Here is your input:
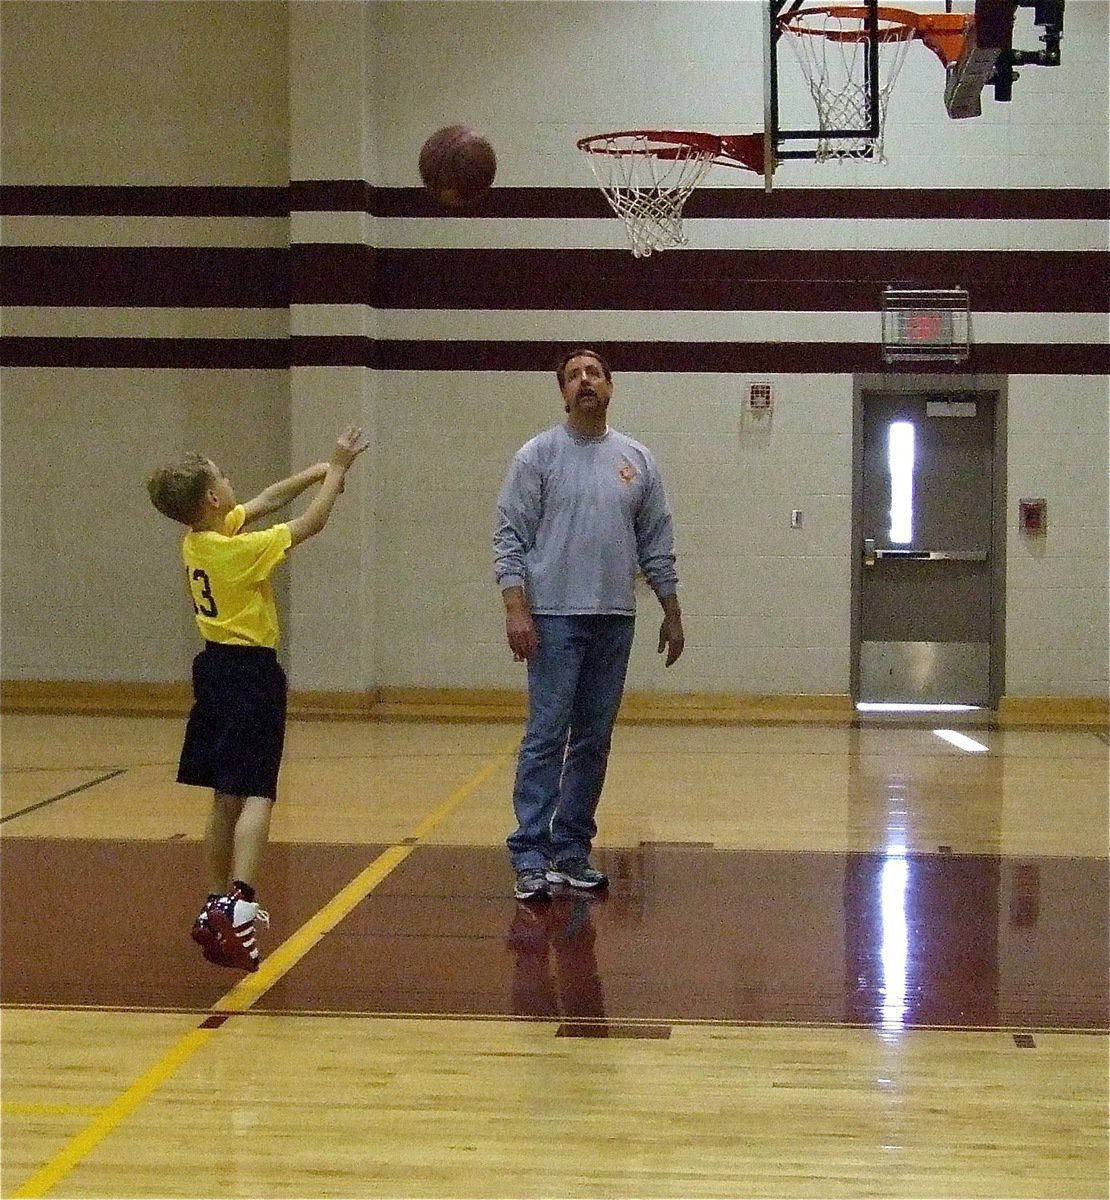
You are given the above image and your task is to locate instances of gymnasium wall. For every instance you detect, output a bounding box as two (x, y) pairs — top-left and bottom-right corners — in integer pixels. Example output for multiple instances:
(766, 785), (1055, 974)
(0, 1), (293, 687)
(1, 0), (1106, 703)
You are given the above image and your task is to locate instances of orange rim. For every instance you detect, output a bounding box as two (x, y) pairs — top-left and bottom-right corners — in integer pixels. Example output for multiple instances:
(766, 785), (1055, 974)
(779, 4), (926, 42)
(779, 5), (972, 65)
(577, 130), (764, 174)
(577, 131), (724, 158)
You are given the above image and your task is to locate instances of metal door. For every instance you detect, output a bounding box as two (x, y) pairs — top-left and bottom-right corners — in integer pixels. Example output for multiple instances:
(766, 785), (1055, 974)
(856, 391), (998, 705)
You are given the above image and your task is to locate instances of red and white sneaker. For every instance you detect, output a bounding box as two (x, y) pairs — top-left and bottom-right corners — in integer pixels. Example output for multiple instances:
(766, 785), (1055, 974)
(190, 904), (223, 965)
(203, 890), (270, 972)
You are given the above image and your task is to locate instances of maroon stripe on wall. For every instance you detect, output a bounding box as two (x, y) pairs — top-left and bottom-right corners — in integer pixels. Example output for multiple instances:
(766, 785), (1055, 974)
(7, 244), (1094, 313)
(372, 186), (1110, 222)
(0, 338), (289, 368)
(369, 339), (1110, 375)
(367, 248), (1106, 313)
(291, 336), (366, 367)
(289, 180), (371, 212)
(374, 187), (612, 220)
(2, 247), (288, 307)
(0, 185), (288, 217)
(4, 336), (1105, 374)
(4, 243), (1104, 314)
(3, 183), (1107, 221)
(684, 187), (1110, 221)
(290, 243), (374, 304)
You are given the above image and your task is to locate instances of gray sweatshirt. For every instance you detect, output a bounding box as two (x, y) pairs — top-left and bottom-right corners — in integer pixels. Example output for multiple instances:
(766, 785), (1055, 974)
(494, 422), (678, 616)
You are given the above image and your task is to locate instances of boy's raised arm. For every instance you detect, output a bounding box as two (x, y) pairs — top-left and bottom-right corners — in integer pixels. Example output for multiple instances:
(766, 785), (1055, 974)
(286, 426), (370, 548)
(241, 462), (329, 525)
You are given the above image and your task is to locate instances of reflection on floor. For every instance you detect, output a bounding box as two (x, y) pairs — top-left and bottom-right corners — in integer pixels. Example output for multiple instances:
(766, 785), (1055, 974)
(3, 839), (1105, 1031)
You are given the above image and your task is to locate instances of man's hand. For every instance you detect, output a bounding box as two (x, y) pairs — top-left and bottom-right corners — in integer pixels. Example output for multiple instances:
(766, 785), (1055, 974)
(658, 604), (684, 667)
(502, 586), (538, 662)
(506, 610), (538, 662)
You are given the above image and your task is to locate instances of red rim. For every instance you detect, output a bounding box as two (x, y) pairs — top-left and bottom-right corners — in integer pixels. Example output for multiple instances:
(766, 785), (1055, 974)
(577, 130), (764, 174)
(779, 4), (926, 41)
(577, 130), (724, 156)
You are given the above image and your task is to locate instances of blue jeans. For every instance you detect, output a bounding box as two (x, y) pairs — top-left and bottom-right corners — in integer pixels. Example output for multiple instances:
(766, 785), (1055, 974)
(508, 614), (636, 871)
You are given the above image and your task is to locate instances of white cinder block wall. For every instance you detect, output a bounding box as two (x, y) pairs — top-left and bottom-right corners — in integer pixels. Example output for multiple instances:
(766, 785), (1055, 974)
(1006, 378), (1110, 696)
(368, 1), (1108, 699)
(0, 0), (1106, 703)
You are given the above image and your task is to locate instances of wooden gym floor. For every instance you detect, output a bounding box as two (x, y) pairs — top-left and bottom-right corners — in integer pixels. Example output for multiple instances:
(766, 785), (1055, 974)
(1, 711), (1107, 1199)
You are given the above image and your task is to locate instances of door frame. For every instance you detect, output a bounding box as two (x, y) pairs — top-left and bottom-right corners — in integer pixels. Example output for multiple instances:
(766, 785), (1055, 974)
(851, 373), (1009, 708)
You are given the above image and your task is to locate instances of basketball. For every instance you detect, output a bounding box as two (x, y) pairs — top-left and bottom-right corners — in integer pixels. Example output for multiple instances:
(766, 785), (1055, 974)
(419, 125), (496, 209)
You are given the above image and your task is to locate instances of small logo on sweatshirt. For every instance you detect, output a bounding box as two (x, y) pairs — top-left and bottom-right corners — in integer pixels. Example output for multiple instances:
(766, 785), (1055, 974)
(618, 461), (637, 483)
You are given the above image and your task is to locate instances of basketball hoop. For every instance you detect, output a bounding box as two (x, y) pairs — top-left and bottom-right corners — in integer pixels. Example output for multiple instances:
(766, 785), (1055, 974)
(778, 5), (972, 163)
(577, 130), (764, 257)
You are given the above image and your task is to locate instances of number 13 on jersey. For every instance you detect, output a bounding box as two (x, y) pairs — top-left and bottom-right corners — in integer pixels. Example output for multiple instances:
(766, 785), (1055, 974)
(189, 567), (218, 618)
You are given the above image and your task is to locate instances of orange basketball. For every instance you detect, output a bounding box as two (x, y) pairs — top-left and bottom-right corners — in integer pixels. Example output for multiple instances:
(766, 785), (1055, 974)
(419, 125), (497, 209)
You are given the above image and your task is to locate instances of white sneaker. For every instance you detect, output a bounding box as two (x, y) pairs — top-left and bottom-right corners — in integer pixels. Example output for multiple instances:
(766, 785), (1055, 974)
(205, 890), (270, 972)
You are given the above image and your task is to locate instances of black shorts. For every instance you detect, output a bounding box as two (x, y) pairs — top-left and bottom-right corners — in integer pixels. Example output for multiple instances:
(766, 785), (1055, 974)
(177, 642), (287, 801)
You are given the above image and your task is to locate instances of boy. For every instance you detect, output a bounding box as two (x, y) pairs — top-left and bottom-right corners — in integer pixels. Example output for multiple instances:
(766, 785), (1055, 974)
(147, 426), (370, 971)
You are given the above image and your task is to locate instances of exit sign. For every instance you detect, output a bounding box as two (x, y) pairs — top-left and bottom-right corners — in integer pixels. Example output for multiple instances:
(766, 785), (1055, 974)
(882, 287), (970, 363)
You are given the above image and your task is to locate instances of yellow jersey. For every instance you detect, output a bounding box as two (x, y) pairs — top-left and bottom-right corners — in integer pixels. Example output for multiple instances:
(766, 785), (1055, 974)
(181, 505), (292, 648)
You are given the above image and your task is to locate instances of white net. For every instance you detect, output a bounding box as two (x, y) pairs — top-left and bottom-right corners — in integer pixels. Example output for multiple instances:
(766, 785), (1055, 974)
(580, 133), (719, 258)
(780, 7), (918, 162)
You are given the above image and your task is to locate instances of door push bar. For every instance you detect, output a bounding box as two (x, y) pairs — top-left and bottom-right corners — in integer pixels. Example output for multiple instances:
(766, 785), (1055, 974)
(863, 538), (988, 567)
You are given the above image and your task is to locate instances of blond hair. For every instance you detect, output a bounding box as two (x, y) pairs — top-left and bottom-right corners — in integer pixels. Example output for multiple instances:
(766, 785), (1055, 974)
(147, 453), (214, 525)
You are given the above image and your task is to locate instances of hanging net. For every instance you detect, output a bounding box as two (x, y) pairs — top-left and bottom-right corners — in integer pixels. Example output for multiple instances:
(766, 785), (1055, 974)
(778, 5), (922, 162)
(578, 132), (719, 257)
(577, 130), (764, 257)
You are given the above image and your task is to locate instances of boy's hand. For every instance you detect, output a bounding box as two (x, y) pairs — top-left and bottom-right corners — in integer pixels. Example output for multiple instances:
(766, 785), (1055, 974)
(332, 426), (371, 470)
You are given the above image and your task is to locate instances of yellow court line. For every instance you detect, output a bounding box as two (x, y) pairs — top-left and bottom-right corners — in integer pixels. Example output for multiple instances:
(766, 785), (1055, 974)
(12, 1027), (220, 1200)
(12, 742), (515, 1199)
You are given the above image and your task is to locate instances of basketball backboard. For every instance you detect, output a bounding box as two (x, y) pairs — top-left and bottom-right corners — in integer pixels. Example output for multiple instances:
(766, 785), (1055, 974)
(764, 0), (887, 178)
(763, 0), (1067, 181)
(576, 0), (1067, 250)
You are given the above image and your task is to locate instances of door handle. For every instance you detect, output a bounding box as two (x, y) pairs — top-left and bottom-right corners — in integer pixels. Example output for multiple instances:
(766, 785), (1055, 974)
(866, 548), (988, 562)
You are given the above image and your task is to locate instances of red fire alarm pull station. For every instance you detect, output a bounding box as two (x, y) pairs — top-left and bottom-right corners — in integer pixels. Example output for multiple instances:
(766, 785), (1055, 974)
(1019, 498), (1047, 534)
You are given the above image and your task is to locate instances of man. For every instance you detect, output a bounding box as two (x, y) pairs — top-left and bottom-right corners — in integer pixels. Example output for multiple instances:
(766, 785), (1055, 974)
(494, 349), (684, 902)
